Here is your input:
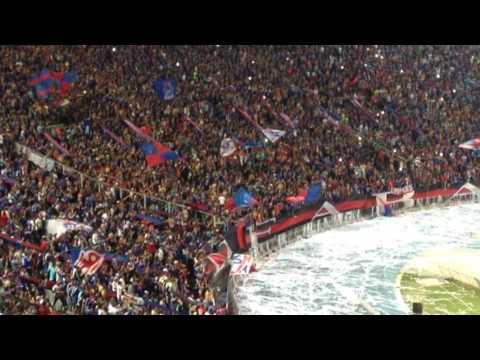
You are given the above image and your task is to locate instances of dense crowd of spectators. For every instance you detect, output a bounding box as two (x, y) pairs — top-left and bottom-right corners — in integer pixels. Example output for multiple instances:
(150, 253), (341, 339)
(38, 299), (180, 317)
(1, 45), (480, 314)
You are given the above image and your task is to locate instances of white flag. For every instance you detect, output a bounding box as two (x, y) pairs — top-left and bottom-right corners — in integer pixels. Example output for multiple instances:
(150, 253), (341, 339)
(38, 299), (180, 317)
(220, 138), (237, 157)
(230, 254), (255, 275)
(261, 128), (286, 143)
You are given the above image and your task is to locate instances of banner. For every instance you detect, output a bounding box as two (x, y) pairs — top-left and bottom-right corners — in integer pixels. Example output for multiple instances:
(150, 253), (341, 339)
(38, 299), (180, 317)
(46, 219), (93, 238)
(27, 150), (55, 171)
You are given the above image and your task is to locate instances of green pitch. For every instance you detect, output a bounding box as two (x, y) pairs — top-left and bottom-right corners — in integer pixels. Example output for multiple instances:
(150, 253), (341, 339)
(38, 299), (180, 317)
(400, 273), (480, 315)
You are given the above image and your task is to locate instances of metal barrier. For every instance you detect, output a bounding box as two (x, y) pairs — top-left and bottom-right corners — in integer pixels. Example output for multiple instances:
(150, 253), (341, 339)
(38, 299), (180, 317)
(250, 189), (480, 267)
(15, 142), (222, 224)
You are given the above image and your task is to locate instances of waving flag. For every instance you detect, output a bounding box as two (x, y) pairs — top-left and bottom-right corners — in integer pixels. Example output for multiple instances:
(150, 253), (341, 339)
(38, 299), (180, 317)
(30, 69), (77, 100)
(220, 138), (237, 157)
(204, 253), (227, 276)
(459, 138), (480, 150)
(239, 108), (286, 143)
(305, 184), (323, 205)
(261, 128), (286, 143)
(225, 187), (258, 210)
(155, 79), (177, 100)
(230, 254), (255, 275)
(46, 219), (93, 238)
(238, 108), (261, 130)
(140, 142), (178, 168)
(279, 113), (295, 128)
(43, 133), (71, 156)
(71, 249), (104, 276)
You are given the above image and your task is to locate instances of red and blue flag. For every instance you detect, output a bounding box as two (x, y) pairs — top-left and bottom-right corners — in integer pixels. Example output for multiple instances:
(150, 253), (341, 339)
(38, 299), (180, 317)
(140, 142), (178, 168)
(30, 69), (77, 100)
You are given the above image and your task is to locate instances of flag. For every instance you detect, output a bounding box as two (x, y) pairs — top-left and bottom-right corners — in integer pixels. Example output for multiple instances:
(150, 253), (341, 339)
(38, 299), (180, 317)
(30, 69), (77, 100)
(43, 132), (71, 156)
(140, 142), (178, 168)
(459, 138), (480, 150)
(155, 79), (177, 100)
(124, 120), (155, 142)
(137, 215), (165, 227)
(286, 190), (308, 204)
(182, 115), (203, 134)
(279, 113), (295, 128)
(102, 127), (126, 146)
(204, 253), (227, 276)
(238, 108), (261, 130)
(318, 106), (340, 127)
(225, 187), (258, 210)
(261, 128), (286, 143)
(71, 249), (105, 276)
(46, 219), (93, 238)
(220, 138), (237, 157)
(305, 184), (323, 205)
(230, 254), (255, 275)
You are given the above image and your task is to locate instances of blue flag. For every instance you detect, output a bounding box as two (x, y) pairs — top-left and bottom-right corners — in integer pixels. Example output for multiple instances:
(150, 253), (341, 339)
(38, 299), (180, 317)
(155, 79), (177, 100)
(234, 187), (257, 208)
(305, 184), (322, 205)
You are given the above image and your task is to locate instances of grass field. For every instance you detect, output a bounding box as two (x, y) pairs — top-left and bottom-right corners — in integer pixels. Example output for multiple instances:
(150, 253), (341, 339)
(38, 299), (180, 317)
(400, 273), (480, 315)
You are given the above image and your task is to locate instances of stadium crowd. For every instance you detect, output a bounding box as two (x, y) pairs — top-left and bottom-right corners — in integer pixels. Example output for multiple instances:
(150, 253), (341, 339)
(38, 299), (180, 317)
(1, 45), (480, 314)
